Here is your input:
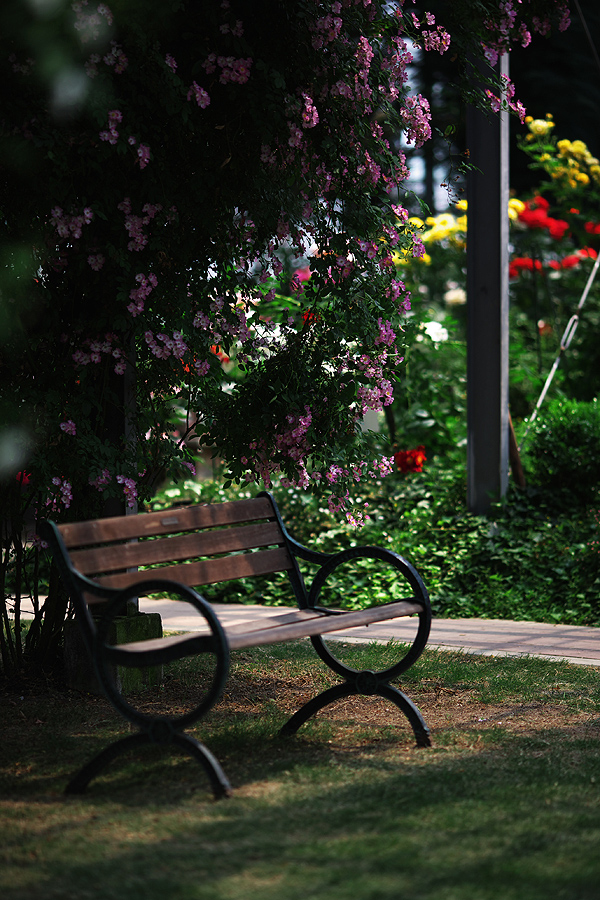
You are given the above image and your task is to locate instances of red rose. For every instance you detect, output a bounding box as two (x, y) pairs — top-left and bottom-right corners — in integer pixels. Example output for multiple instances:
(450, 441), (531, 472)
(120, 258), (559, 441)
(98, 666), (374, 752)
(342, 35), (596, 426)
(509, 257), (542, 278)
(394, 446), (427, 474)
(547, 217), (569, 239)
(518, 207), (549, 229)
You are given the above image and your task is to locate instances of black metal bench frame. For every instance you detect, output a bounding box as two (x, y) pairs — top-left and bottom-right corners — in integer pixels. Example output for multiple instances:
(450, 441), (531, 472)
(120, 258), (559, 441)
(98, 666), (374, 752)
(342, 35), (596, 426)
(40, 491), (432, 798)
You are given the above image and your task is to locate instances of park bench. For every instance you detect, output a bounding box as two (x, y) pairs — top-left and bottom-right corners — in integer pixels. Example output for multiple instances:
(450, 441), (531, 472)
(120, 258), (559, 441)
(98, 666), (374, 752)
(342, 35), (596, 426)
(40, 491), (432, 798)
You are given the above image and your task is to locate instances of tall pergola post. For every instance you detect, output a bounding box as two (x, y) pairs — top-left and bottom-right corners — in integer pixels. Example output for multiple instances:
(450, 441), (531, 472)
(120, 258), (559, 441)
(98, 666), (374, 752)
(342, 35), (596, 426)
(466, 54), (510, 514)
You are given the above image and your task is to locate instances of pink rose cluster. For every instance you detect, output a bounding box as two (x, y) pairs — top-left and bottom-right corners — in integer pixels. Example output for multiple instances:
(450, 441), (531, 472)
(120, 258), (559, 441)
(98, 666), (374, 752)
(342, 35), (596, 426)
(30, 0), (574, 520)
(72, 333), (126, 375)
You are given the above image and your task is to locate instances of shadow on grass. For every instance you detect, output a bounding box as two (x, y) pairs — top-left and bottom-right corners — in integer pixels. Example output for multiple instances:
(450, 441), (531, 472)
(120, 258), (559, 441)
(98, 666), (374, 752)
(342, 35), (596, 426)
(2, 646), (600, 899)
(2, 725), (600, 900)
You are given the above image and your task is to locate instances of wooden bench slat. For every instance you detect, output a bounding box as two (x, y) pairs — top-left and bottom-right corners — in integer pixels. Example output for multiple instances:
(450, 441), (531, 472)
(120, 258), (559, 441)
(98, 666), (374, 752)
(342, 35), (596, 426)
(96, 546), (294, 591)
(219, 599), (419, 637)
(112, 631), (205, 654)
(69, 521), (286, 576)
(104, 632), (216, 666)
(223, 608), (322, 635)
(111, 601), (423, 656)
(111, 612), (321, 655)
(59, 497), (276, 547)
(227, 600), (424, 650)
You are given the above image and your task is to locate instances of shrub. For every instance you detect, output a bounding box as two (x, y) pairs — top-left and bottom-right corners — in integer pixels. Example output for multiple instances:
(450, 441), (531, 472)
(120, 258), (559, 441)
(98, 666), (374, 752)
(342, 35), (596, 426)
(525, 398), (600, 504)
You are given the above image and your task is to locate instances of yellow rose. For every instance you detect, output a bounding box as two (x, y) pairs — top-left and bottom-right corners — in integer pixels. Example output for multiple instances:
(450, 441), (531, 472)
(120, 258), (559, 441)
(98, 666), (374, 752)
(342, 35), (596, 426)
(528, 118), (554, 136)
(508, 198), (525, 220)
(392, 249), (409, 266)
(422, 214), (462, 244)
(436, 214), (458, 229)
(570, 140), (588, 158)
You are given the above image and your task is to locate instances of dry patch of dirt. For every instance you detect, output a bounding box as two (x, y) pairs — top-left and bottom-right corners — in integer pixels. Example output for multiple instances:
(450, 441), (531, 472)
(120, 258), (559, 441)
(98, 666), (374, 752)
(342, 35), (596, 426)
(2, 667), (599, 756)
(208, 671), (600, 743)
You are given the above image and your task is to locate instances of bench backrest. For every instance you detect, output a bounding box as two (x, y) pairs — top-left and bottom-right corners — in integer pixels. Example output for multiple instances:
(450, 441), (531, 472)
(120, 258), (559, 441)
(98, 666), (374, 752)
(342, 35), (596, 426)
(53, 495), (303, 607)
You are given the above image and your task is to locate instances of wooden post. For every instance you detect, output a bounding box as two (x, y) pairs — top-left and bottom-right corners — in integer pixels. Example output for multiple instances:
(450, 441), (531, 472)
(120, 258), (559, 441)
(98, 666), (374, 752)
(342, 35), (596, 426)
(466, 54), (510, 514)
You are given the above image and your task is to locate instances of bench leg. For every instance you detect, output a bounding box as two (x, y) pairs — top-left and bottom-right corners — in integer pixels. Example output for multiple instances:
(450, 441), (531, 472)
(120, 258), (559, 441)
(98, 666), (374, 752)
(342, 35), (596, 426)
(280, 679), (431, 748)
(66, 732), (151, 795)
(376, 683), (431, 747)
(280, 683), (351, 737)
(66, 731), (232, 799)
(171, 733), (232, 798)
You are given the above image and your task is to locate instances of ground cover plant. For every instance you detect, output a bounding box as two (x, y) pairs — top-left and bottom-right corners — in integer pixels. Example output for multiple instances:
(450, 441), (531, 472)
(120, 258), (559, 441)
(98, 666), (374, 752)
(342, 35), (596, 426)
(1, 642), (600, 900)
(150, 446), (600, 628)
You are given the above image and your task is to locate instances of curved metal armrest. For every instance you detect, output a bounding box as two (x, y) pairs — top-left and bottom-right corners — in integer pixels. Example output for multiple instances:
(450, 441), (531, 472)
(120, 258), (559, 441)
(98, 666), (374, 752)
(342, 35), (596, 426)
(304, 544), (431, 679)
(92, 578), (230, 731)
(306, 545), (431, 614)
(94, 578), (227, 661)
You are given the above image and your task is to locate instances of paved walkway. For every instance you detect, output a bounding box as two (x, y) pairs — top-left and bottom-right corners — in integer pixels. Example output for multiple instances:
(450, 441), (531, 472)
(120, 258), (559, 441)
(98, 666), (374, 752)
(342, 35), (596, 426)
(140, 599), (600, 668)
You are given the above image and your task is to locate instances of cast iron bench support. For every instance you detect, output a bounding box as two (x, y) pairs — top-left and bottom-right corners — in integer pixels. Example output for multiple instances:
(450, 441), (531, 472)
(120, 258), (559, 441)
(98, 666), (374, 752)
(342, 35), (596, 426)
(40, 491), (432, 798)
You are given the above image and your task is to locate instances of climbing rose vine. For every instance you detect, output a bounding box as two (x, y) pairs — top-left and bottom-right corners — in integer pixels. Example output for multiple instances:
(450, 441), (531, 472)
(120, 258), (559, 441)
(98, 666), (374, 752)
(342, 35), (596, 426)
(1, 0), (571, 524)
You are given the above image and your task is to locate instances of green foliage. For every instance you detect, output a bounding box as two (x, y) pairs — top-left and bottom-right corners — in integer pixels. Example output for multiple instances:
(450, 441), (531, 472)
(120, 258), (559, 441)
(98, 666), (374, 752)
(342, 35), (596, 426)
(525, 398), (600, 505)
(393, 309), (467, 457)
(151, 455), (600, 627)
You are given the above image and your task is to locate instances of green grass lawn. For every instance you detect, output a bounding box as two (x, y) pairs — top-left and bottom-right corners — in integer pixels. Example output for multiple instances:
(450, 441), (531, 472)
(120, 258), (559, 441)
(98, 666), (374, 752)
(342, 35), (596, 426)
(2, 642), (600, 900)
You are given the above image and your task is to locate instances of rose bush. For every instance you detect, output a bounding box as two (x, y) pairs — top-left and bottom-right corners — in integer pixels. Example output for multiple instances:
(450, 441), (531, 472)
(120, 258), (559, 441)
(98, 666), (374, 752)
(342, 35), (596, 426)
(0, 0), (571, 672)
(384, 111), (600, 456)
